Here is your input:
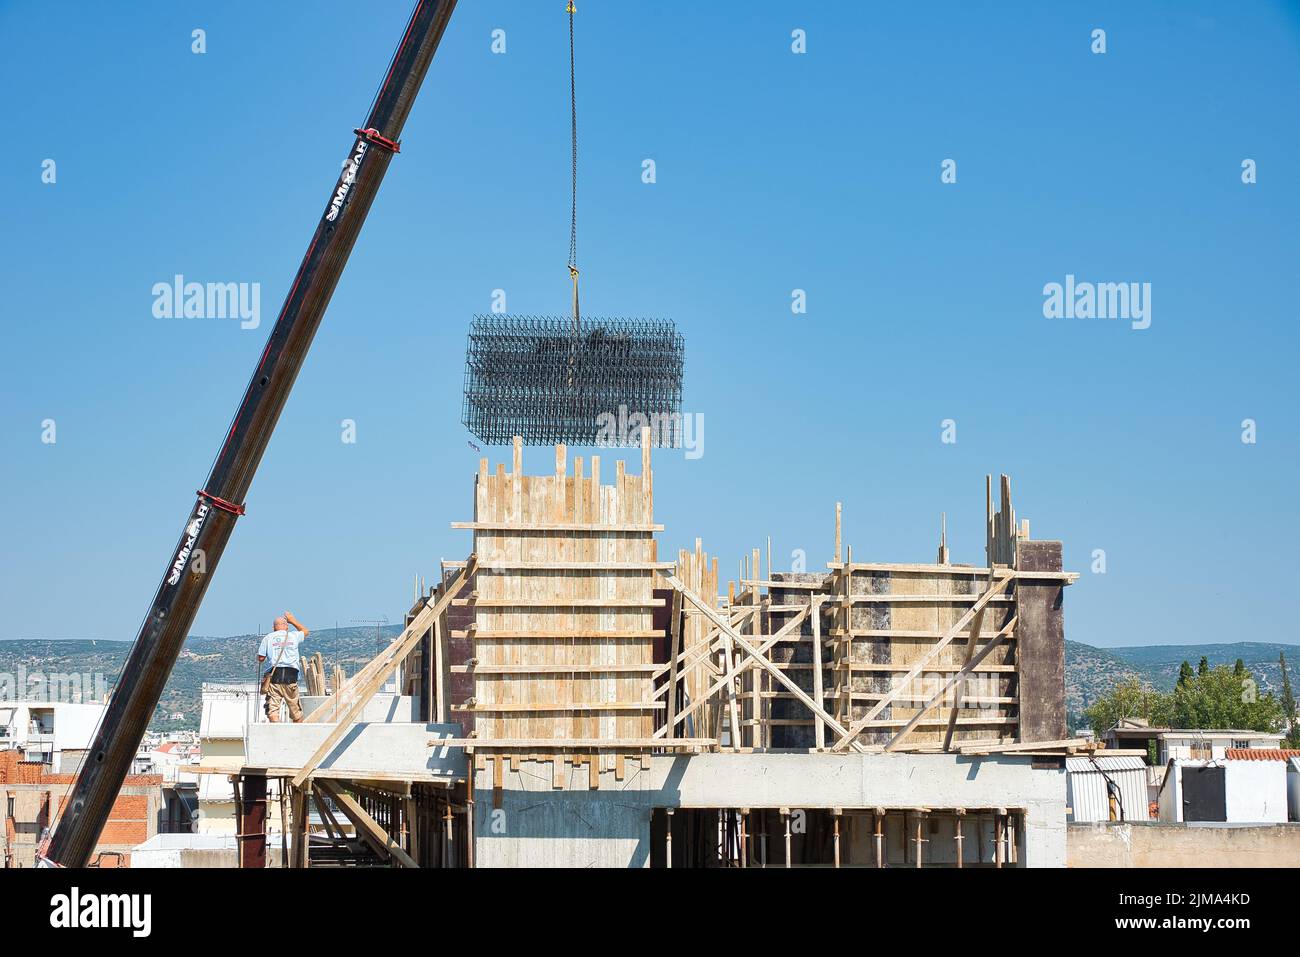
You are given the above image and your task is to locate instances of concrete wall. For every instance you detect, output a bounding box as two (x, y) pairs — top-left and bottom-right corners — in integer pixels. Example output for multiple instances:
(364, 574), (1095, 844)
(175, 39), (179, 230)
(474, 752), (1066, 868)
(1158, 760), (1289, 822)
(1226, 761), (1288, 823)
(1068, 822), (1300, 867)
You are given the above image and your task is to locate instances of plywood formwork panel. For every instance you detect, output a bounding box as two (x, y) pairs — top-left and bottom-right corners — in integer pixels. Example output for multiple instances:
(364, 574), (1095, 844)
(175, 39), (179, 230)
(466, 433), (659, 756)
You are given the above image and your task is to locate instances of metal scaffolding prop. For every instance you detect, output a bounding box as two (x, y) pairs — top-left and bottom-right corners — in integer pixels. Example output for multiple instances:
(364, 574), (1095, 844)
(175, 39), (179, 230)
(461, 314), (685, 447)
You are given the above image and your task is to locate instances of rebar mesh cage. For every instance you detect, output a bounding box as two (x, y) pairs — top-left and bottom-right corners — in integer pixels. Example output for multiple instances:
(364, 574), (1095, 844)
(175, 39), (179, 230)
(462, 314), (685, 447)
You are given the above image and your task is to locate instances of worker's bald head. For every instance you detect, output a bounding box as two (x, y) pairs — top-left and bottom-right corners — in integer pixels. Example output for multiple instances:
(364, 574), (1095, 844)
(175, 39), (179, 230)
(273, 616), (289, 632)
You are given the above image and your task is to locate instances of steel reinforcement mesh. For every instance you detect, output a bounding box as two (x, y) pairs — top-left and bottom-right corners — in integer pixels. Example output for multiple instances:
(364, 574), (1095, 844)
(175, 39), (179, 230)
(462, 315), (685, 446)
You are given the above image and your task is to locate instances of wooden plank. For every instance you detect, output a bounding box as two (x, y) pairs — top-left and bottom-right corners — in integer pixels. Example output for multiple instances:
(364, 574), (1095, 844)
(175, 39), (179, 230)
(476, 561), (676, 570)
(450, 521), (663, 532)
(291, 559), (474, 788)
(457, 663), (661, 674)
(829, 572), (1015, 751)
(317, 780), (417, 868)
(826, 562), (1076, 582)
(452, 598), (665, 608)
(666, 575), (866, 753)
(453, 701), (664, 712)
(890, 618), (1013, 752)
(433, 737), (714, 749)
(664, 585), (683, 740)
(943, 607), (988, 752)
(656, 605), (810, 735)
(811, 596), (825, 750)
(457, 630), (664, 639)
(957, 737), (1089, 754)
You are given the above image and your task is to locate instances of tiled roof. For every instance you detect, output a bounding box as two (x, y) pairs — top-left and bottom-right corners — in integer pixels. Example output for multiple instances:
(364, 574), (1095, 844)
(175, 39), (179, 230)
(1225, 748), (1300, 762)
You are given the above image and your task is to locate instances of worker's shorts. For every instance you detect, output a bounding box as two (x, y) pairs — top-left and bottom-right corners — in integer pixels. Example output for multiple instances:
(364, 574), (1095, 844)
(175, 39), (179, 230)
(265, 681), (303, 722)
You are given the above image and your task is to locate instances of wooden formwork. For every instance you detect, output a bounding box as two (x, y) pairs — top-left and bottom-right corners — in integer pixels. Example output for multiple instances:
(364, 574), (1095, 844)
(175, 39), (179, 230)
(439, 440), (1075, 756)
(455, 428), (676, 759)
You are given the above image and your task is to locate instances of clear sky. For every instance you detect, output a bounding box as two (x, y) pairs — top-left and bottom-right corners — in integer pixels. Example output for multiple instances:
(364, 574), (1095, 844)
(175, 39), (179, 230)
(1, 1), (1297, 647)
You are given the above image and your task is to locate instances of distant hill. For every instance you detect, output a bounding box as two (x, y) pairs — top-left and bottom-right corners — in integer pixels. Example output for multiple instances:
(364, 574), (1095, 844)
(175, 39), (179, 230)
(1, 631), (1295, 735)
(1064, 640), (1297, 732)
(0, 625), (402, 733)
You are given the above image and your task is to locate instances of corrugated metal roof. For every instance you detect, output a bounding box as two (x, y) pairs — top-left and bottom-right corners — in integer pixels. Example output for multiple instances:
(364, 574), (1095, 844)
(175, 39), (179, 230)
(1066, 761), (1149, 822)
(1225, 748), (1300, 762)
(1066, 755), (1148, 772)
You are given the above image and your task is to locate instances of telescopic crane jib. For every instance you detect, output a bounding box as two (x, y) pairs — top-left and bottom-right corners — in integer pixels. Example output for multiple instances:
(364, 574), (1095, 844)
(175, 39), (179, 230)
(42, 0), (458, 868)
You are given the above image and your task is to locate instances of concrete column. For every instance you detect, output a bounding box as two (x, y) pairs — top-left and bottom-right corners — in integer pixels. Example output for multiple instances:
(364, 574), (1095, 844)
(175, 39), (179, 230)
(1016, 541), (1066, 741)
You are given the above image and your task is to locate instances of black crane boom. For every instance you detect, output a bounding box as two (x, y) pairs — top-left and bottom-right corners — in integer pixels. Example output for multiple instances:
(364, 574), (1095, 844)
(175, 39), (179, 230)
(45, 0), (457, 868)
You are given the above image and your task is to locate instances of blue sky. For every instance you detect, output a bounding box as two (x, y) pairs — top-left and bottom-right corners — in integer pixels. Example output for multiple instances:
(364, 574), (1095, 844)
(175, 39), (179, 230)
(1, 1), (1297, 647)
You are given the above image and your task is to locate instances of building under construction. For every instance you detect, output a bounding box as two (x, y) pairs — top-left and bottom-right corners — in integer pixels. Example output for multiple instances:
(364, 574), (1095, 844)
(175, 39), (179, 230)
(215, 429), (1081, 868)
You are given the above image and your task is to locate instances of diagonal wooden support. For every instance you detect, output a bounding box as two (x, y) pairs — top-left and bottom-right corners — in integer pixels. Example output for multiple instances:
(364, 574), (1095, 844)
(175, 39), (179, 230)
(316, 779), (417, 868)
(292, 557), (475, 788)
(830, 571), (1015, 751)
(654, 604), (810, 738)
(663, 587), (684, 738)
(666, 575), (866, 753)
(944, 607), (988, 752)
(887, 615), (1016, 751)
(651, 603), (760, 699)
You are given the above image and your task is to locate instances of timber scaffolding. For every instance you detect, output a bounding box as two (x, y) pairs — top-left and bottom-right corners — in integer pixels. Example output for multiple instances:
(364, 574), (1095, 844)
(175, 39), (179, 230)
(229, 427), (1083, 867)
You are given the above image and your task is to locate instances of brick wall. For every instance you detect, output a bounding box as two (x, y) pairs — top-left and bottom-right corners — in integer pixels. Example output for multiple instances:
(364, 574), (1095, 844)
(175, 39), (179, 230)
(1, 749), (161, 867)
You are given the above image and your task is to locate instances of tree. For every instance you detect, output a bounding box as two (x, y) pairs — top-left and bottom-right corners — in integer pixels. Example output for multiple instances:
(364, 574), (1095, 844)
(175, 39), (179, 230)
(1280, 652), (1300, 749)
(1168, 662), (1284, 733)
(1086, 660), (1286, 751)
(1083, 678), (1171, 736)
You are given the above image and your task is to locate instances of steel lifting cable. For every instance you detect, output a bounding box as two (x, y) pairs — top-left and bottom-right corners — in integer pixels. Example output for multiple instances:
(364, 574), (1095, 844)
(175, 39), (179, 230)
(566, 2), (581, 385)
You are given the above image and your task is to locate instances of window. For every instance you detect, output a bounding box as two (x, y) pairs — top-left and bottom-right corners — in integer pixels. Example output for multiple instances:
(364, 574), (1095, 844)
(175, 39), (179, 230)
(1232, 739), (1251, 750)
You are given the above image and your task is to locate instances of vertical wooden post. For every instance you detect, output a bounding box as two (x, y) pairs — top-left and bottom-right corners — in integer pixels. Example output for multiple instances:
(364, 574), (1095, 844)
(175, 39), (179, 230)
(811, 597), (825, 750)
(842, 548), (853, 737)
(665, 588), (683, 739)
(739, 808), (749, 869)
(665, 808), (673, 868)
(834, 502), (842, 564)
(465, 774), (475, 869)
(954, 809), (965, 869)
(874, 808), (884, 868)
(444, 800), (454, 868)
(995, 810), (1004, 869)
(781, 807), (791, 868)
(720, 628), (742, 751)
(914, 811), (925, 868)
(278, 779), (289, 868)
(831, 808), (841, 869)
(749, 549), (761, 749)
(405, 796), (418, 863)
(432, 619), (447, 723)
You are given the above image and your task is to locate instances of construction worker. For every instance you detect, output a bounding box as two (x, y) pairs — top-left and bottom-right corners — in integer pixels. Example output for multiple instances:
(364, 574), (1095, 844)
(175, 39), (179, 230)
(257, 611), (310, 723)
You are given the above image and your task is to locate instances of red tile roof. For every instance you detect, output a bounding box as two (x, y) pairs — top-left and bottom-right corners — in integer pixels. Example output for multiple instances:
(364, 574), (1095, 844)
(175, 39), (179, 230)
(1225, 748), (1300, 762)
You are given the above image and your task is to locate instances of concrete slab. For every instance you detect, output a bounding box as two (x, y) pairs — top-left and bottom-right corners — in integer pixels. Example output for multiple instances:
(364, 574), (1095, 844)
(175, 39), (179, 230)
(246, 721), (466, 781)
(474, 751), (1066, 868)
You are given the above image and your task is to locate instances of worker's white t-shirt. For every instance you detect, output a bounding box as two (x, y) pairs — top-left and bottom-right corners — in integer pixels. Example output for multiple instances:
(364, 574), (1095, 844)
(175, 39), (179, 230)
(258, 629), (305, 674)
